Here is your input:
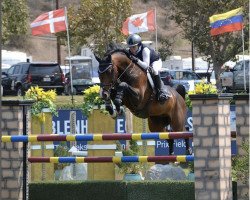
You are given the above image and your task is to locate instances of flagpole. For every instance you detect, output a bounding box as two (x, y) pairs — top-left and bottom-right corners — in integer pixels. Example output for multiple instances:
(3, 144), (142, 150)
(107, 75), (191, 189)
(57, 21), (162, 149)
(154, 7), (158, 51)
(64, 7), (74, 104)
(241, 28), (246, 92)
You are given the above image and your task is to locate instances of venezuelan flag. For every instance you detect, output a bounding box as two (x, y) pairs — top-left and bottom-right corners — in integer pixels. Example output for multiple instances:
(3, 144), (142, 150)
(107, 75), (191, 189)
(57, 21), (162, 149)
(209, 7), (243, 36)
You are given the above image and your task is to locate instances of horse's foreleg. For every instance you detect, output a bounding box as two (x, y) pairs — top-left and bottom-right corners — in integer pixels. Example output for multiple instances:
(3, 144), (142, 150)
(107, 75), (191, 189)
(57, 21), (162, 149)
(105, 100), (116, 119)
(171, 108), (191, 155)
(114, 82), (138, 111)
(113, 82), (128, 114)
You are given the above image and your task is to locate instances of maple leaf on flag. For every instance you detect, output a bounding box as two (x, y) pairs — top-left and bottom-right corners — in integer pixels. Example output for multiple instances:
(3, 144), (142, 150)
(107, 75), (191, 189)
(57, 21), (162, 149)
(131, 17), (143, 27)
(121, 10), (155, 35)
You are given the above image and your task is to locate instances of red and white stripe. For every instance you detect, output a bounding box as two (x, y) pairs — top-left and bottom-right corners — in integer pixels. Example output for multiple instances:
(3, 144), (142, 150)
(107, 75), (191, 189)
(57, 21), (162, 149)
(30, 8), (66, 36)
(122, 10), (156, 35)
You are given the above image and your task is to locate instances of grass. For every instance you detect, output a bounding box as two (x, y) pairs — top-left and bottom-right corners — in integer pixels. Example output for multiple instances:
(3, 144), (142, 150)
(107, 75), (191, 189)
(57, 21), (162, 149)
(2, 95), (84, 108)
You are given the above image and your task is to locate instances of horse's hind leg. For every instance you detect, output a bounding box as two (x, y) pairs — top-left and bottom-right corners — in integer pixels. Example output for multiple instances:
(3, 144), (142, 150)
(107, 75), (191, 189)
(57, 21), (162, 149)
(148, 117), (174, 155)
(148, 116), (168, 132)
(170, 108), (191, 155)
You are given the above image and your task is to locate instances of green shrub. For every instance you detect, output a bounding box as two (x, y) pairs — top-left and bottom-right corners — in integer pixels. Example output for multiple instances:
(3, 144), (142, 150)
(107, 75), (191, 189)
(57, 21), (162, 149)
(54, 142), (71, 170)
(29, 180), (238, 200)
(232, 141), (249, 184)
(116, 140), (143, 174)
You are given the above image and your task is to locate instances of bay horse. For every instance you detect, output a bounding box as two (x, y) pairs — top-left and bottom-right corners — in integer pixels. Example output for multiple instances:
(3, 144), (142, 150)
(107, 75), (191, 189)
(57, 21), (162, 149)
(95, 49), (188, 155)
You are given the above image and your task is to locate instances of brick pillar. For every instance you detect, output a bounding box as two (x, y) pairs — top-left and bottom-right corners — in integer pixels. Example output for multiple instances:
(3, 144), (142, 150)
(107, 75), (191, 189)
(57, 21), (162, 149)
(234, 94), (249, 199)
(1, 100), (34, 200)
(190, 94), (232, 200)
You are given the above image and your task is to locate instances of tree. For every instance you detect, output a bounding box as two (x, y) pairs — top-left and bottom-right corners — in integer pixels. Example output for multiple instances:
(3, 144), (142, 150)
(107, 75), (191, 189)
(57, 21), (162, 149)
(170, 0), (249, 89)
(64, 0), (132, 57)
(2, 0), (29, 47)
(158, 38), (173, 61)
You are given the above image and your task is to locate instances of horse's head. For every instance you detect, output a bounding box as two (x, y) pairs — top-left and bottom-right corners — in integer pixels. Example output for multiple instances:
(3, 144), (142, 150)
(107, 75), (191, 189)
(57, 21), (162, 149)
(95, 49), (135, 101)
(95, 54), (117, 101)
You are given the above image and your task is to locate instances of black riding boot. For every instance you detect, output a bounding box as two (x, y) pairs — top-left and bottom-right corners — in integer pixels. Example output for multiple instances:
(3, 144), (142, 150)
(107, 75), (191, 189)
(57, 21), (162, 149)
(154, 74), (169, 103)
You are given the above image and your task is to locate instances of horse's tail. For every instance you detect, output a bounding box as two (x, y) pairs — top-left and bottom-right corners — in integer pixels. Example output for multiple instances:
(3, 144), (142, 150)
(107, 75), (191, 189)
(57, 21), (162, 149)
(175, 84), (186, 100)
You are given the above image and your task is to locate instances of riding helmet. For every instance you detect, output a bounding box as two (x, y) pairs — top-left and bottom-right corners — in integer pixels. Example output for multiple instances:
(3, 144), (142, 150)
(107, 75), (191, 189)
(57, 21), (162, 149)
(127, 34), (142, 47)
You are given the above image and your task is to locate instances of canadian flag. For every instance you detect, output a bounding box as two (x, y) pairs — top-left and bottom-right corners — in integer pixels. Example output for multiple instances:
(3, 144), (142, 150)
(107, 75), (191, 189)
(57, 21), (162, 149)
(30, 8), (67, 36)
(121, 10), (156, 35)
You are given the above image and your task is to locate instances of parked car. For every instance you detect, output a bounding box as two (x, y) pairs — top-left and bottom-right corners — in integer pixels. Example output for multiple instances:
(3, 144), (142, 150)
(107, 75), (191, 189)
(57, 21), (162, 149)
(2, 62), (65, 96)
(195, 70), (216, 85)
(160, 69), (202, 92)
(220, 60), (249, 92)
(1, 71), (9, 96)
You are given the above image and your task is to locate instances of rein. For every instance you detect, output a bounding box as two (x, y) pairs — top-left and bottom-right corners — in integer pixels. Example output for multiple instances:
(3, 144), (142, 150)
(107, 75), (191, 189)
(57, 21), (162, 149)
(116, 60), (134, 84)
(99, 60), (135, 89)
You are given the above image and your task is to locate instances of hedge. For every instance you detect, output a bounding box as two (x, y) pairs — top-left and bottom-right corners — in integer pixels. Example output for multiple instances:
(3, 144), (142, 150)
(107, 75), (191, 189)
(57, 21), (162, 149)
(29, 181), (237, 200)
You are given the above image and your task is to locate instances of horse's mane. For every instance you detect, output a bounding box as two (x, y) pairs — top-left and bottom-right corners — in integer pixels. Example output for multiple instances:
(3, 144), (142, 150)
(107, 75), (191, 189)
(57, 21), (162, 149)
(104, 42), (131, 59)
(109, 49), (130, 58)
(98, 43), (131, 73)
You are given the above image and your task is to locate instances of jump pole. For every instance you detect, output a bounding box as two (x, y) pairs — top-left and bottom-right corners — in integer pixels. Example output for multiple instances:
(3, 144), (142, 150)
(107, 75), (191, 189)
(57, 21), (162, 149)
(2, 131), (236, 142)
(28, 155), (194, 163)
(2, 132), (193, 142)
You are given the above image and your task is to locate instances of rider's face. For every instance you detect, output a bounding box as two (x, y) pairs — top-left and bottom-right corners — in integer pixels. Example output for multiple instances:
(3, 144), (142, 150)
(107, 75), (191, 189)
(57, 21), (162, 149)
(129, 45), (139, 55)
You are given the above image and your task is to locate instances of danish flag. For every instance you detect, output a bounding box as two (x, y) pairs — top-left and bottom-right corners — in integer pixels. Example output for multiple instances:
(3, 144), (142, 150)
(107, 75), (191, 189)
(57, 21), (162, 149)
(30, 8), (67, 36)
(122, 10), (156, 35)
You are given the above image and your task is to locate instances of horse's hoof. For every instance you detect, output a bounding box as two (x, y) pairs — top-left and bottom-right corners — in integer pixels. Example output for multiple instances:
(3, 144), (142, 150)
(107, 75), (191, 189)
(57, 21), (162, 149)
(186, 148), (193, 155)
(110, 111), (117, 119)
(117, 107), (125, 116)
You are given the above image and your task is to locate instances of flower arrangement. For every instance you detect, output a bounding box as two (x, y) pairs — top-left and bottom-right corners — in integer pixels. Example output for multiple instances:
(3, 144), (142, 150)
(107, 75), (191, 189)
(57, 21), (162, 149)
(81, 85), (106, 117)
(186, 80), (218, 109)
(24, 86), (58, 121)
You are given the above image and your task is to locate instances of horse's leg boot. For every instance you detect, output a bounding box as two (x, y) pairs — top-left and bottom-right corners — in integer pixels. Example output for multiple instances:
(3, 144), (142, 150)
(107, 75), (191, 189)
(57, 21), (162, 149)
(153, 74), (169, 103)
(114, 83), (126, 111)
(114, 92), (123, 106)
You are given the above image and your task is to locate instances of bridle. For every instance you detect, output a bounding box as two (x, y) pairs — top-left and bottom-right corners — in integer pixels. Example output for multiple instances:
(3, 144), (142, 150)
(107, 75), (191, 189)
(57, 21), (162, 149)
(98, 63), (116, 93)
(98, 59), (134, 99)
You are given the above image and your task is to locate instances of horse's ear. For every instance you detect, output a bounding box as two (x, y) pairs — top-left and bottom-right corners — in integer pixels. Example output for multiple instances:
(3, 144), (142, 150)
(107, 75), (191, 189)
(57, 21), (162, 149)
(104, 54), (112, 63)
(107, 54), (112, 63)
(94, 53), (103, 63)
(123, 49), (131, 58)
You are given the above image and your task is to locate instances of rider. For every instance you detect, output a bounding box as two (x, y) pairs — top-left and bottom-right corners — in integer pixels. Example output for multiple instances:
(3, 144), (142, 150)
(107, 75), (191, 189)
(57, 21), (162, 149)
(126, 34), (170, 103)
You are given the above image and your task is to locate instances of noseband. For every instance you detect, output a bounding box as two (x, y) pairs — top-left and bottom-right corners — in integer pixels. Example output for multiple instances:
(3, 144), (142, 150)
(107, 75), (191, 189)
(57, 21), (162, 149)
(98, 64), (116, 92)
(99, 60), (134, 97)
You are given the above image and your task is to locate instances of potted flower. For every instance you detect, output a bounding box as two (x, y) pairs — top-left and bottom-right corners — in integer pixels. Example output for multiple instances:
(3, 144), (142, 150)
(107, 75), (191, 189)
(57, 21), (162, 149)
(81, 85), (106, 117)
(116, 140), (143, 181)
(186, 80), (218, 109)
(24, 86), (58, 121)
